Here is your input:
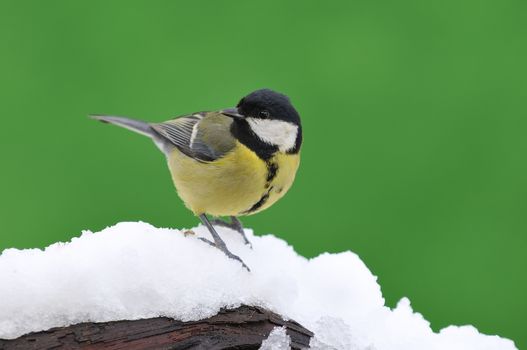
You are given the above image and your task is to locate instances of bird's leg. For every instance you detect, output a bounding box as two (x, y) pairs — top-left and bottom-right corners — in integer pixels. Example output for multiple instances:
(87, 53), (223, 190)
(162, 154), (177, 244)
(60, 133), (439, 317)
(199, 214), (250, 271)
(211, 216), (252, 247)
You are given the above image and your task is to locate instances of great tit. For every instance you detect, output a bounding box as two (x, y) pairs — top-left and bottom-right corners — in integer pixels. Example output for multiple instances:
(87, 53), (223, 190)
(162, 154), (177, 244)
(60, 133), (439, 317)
(92, 89), (302, 270)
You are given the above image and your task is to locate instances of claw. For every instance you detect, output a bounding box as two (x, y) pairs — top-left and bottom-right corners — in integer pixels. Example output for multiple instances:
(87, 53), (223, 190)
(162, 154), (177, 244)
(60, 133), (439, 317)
(198, 237), (250, 271)
(198, 214), (251, 271)
(198, 237), (214, 246)
(211, 217), (253, 248)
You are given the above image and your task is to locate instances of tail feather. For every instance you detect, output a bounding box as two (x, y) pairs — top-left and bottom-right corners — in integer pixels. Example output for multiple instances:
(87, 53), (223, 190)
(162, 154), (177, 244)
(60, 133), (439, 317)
(90, 115), (173, 154)
(90, 115), (155, 138)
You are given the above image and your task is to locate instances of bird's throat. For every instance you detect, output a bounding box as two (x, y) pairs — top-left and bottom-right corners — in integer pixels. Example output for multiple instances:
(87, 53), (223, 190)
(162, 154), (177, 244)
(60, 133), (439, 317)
(230, 120), (278, 160)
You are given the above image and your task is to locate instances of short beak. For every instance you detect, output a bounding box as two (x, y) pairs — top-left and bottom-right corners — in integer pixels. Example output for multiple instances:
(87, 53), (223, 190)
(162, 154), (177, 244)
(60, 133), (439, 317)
(221, 107), (245, 119)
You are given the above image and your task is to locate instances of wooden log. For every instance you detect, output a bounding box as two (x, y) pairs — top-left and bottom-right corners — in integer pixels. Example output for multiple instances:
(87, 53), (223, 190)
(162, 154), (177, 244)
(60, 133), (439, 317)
(0, 305), (313, 350)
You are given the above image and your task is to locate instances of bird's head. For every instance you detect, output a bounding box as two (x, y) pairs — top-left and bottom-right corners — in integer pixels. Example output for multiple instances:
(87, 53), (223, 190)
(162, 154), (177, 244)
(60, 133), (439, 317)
(222, 89), (302, 154)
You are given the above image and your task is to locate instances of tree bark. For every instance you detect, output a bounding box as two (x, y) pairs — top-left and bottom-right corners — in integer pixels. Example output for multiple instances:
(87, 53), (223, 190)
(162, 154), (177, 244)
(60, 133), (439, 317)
(0, 305), (313, 350)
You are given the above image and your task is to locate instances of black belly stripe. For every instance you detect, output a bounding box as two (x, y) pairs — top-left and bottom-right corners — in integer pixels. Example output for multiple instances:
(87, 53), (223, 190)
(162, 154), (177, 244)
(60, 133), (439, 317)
(265, 161), (278, 188)
(244, 187), (273, 214)
(243, 160), (279, 214)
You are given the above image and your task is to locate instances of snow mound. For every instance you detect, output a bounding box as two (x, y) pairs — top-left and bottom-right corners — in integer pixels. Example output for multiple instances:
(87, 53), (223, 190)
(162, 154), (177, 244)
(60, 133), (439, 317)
(0, 222), (518, 349)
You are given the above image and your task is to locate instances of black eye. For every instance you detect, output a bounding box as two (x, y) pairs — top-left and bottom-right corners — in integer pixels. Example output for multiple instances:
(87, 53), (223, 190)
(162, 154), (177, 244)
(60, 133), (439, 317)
(259, 110), (270, 118)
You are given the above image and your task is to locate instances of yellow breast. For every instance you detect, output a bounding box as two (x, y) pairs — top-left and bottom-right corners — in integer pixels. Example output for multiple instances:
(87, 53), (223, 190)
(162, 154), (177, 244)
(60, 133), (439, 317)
(166, 141), (300, 217)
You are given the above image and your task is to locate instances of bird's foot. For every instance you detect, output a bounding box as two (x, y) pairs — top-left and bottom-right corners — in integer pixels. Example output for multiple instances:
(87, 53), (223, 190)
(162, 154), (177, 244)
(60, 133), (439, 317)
(211, 217), (253, 248)
(198, 237), (250, 271)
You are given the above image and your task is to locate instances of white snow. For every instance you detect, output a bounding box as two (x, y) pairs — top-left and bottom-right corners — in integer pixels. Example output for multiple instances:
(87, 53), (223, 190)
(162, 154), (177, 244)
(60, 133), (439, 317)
(260, 327), (291, 349)
(0, 222), (518, 349)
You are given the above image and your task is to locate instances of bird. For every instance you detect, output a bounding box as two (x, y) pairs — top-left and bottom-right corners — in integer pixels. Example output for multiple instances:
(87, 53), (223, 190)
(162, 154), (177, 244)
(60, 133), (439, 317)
(91, 89), (302, 270)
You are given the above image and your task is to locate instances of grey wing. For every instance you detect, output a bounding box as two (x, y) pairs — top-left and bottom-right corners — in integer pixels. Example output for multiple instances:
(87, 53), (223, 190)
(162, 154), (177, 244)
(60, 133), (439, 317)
(150, 112), (235, 162)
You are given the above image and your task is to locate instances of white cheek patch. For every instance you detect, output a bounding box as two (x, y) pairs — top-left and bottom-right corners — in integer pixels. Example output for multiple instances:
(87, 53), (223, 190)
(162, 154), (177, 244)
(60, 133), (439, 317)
(246, 118), (298, 152)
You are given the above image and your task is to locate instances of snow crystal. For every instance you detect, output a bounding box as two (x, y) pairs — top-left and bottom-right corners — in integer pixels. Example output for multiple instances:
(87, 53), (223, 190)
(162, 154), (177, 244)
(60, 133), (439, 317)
(0, 222), (518, 349)
(260, 327), (291, 350)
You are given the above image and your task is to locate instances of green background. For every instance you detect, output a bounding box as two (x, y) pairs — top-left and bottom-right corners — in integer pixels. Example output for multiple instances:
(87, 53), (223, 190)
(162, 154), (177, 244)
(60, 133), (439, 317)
(0, 0), (525, 347)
